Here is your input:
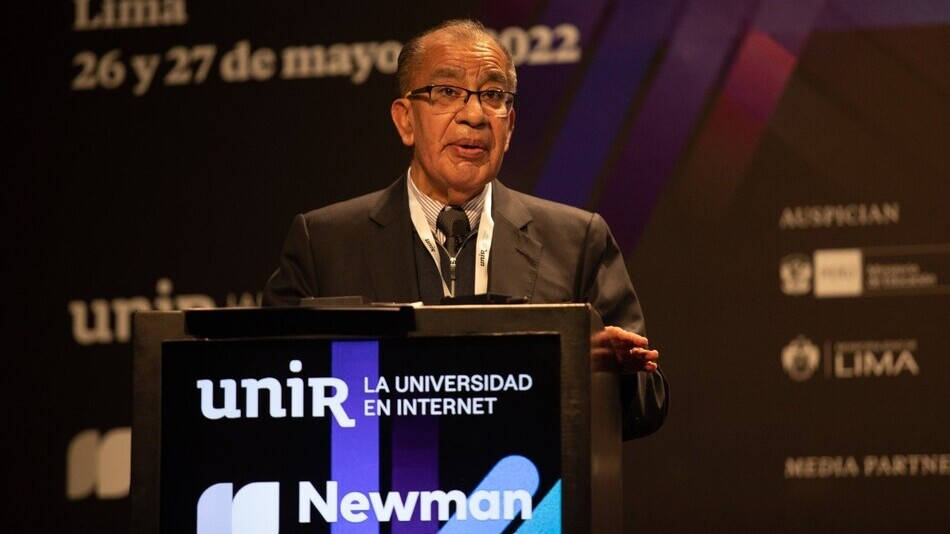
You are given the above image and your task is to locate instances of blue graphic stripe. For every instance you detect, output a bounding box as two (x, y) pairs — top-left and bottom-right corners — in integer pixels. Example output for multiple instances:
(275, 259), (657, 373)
(439, 455), (540, 534)
(532, 0), (682, 207)
(596, 0), (760, 251)
(331, 341), (380, 534)
(514, 480), (562, 534)
(490, 0), (607, 182)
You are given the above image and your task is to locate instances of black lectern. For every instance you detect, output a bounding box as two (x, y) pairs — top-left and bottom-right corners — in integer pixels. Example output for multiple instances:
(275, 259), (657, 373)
(131, 304), (622, 533)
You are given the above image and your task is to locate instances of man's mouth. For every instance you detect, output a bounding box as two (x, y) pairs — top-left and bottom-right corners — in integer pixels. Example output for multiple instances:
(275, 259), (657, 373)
(450, 140), (489, 158)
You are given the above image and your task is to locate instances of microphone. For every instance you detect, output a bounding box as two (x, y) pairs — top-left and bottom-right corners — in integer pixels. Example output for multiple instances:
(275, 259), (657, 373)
(436, 206), (470, 257)
(436, 206), (470, 297)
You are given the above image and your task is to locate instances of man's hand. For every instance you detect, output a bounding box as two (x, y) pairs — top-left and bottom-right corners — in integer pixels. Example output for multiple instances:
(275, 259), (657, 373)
(591, 325), (659, 374)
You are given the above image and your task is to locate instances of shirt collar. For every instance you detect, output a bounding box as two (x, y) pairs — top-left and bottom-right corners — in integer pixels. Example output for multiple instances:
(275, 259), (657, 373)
(407, 167), (488, 242)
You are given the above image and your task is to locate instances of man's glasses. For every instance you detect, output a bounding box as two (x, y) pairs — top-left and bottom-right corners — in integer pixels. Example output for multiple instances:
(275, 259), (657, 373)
(405, 85), (516, 117)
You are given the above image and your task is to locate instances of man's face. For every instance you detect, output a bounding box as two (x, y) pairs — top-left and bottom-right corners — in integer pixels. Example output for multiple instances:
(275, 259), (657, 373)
(391, 32), (515, 204)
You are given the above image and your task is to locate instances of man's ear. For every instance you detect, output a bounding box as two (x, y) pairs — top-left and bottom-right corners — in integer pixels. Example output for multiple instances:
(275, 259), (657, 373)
(503, 108), (515, 152)
(391, 98), (414, 146)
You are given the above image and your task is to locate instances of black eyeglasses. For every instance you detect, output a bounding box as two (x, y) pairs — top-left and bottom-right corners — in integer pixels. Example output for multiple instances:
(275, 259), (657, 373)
(405, 84), (516, 117)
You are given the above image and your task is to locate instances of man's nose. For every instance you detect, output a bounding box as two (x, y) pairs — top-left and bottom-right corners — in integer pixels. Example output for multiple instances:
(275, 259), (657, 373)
(456, 93), (488, 126)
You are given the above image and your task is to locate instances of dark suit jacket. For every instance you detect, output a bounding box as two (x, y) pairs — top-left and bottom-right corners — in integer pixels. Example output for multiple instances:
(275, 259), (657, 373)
(264, 175), (668, 439)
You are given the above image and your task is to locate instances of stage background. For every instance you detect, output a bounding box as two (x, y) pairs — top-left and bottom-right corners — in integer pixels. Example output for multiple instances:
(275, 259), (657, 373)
(5, 1), (949, 532)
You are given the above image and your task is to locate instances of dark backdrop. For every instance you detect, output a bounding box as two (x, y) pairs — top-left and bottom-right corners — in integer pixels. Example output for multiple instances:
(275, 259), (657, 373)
(5, 1), (949, 532)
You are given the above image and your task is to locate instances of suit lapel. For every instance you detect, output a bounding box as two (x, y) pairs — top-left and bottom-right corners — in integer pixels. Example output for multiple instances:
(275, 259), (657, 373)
(365, 175), (420, 302)
(489, 180), (542, 300)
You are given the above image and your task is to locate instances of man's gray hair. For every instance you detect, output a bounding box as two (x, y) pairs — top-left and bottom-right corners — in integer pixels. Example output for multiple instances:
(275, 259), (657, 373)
(396, 19), (518, 95)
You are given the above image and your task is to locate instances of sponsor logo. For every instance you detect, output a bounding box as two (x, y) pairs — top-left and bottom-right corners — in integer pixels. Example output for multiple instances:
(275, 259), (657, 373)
(813, 248), (863, 297)
(778, 202), (900, 230)
(197, 482), (279, 534)
(784, 453), (950, 479)
(779, 245), (950, 298)
(66, 427), (131, 500)
(197, 456), (548, 532)
(782, 337), (920, 381)
(68, 277), (260, 346)
(779, 253), (813, 296)
(866, 259), (941, 291)
(300, 481), (532, 523)
(781, 336), (820, 381)
(831, 339), (920, 378)
(197, 360), (355, 426)
(197, 481), (531, 532)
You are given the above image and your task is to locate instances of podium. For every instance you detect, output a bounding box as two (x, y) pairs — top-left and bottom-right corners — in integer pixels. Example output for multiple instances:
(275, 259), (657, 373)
(131, 304), (623, 533)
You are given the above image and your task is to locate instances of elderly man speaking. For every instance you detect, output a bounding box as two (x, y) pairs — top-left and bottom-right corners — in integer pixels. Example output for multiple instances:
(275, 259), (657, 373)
(264, 19), (668, 440)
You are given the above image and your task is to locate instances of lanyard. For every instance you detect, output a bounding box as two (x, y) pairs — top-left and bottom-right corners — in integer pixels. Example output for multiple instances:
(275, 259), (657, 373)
(406, 179), (494, 297)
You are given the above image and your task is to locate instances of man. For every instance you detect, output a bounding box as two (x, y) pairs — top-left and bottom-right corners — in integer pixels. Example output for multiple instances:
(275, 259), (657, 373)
(264, 19), (667, 439)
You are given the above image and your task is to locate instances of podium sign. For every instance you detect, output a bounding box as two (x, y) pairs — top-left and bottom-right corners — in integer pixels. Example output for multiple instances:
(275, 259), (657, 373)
(161, 335), (562, 532)
(133, 305), (616, 534)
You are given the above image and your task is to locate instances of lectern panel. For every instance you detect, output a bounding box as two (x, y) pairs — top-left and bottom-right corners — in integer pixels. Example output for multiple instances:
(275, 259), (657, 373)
(159, 334), (561, 533)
